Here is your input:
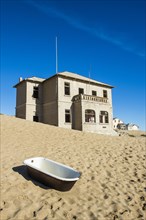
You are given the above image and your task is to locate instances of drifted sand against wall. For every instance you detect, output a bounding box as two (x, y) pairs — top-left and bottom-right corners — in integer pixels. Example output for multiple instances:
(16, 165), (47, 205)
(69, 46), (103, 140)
(0, 115), (146, 220)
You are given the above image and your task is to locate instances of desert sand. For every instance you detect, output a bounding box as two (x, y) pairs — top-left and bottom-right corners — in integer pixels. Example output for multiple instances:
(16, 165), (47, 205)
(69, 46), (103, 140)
(0, 114), (146, 220)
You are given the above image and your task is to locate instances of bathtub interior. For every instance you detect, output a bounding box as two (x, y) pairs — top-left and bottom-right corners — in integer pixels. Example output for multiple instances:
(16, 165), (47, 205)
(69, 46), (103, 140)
(24, 157), (80, 179)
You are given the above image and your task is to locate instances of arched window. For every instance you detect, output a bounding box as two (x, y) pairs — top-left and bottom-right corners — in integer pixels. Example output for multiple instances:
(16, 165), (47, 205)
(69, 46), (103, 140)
(85, 110), (96, 123)
(99, 111), (109, 124)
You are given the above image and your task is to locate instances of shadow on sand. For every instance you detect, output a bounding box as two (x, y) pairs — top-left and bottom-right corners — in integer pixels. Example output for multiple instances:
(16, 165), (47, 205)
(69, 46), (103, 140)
(12, 165), (51, 190)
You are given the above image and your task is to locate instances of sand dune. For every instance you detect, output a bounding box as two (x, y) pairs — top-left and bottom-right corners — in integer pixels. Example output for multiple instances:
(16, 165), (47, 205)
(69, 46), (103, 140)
(0, 114), (146, 220)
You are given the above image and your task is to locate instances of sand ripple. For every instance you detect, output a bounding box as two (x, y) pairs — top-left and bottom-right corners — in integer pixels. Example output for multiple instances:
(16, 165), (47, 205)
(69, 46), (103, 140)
(1, 115), (146, 220)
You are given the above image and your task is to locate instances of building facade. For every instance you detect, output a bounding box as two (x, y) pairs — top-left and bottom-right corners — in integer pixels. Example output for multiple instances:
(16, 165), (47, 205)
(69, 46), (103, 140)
(113, 117), (124, 129)
(126, 123), (139, 131)
(14, 71), (117, 135)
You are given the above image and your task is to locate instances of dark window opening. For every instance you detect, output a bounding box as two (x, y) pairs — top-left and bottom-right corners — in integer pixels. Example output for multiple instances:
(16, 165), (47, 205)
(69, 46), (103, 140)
(64, 82), (70, 95)
(33, 115), (39, 122)
(99, 111), (109, 124)
(105, 115), (109, 123)
(33, 86), (39, 98)
(65, 109), (71, 123)
(92, 90), (97, 96)
(103, 90), (108, 98)
(99, 115), (103, 123)
(79, 88), (84, 94)
(85, 109), (96, 123)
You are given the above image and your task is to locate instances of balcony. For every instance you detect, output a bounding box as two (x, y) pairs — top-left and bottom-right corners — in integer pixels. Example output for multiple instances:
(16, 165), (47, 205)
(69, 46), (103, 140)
(73, 94), (108, 103)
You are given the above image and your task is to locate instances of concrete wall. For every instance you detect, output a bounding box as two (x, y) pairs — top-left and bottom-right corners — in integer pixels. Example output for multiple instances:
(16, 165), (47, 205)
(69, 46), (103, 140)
(72, 101), (82, 130)
(58, 76), (112, 104)
(43, 102), (58, 126)
(57, 102), (72, 129)
(74, 99), (114, 134)
(25, 81), (42, 121)
(16, 104), (26, 119)
(16, 82), (26, 106)
(15, 82), (26, 119)
(15, 74), (115, 134)
(57, 76), (113, 131)
(43, 77), (58, 103)
(113, 118), (123, 129)
(42, 77), (58, 125)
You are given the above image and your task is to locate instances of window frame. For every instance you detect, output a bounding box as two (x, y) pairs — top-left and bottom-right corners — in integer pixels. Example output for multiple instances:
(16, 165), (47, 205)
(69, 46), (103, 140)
(103, 90), (108, 98)
(64, 82), (70, 96)
(65, 109), (71, 123)
(92, 90), (97, 96)
(79, 88), (84, 95)
(33, 86), (39, 98)
(99, 111), (109, 124)
(85, 109), (96, 123)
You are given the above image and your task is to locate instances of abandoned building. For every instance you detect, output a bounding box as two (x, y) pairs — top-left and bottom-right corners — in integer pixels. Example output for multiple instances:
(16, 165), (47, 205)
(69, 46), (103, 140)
(14, 71), (117, 135)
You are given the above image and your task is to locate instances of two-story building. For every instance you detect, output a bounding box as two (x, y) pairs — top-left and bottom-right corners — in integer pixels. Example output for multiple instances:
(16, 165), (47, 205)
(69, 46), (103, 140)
(113, 117), (124, 129)
(14, 71), (117, 135)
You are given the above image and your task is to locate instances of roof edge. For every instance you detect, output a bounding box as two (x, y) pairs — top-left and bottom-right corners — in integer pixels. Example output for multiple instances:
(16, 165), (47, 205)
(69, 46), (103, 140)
(13, 78), (45, 88)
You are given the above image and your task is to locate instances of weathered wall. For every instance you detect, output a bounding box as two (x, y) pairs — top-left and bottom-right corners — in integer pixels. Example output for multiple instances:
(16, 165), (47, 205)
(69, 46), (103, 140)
(72, 101), (82, 130)
(43, 102), (58, 126)
(15, 82), (26, 119)
(16, 105), (26, 119)
(42, 77), (58, 125)
(57, 76), (113, 131)
(43, 77), (58, 103)
(81, 99), (114, 134)
(25, 81), (42, 121)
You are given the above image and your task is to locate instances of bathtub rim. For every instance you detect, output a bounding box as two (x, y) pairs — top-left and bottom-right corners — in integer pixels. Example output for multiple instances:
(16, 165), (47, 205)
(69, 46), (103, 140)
(23, 157), (81, 182)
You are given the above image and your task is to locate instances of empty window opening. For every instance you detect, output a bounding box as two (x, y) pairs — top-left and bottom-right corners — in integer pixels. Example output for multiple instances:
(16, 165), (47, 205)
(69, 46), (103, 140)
(64, 82), (70, 95)
(79, 88), (84, 94)
(92, 90), (97, 96)
(33, 115), (39, 122)
(33, 86), (39, 98)
(65, 109), (71, 123)
(103, 90), (108, 98)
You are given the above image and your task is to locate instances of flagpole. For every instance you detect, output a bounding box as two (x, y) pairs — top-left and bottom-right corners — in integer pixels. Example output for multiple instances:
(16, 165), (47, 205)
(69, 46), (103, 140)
(88, 65), (91, 93)
(56, 36), (58, 74)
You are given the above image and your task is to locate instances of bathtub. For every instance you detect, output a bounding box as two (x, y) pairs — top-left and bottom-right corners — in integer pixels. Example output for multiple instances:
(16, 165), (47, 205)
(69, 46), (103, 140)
(24, 157), (81, 191)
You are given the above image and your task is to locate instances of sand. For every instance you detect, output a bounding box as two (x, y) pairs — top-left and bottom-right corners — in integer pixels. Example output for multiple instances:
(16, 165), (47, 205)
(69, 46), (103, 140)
(0, 114), (146, 220)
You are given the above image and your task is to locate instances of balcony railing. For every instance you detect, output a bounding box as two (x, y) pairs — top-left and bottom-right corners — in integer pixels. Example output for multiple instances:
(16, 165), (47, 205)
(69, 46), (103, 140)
(73, 94), (108, 103)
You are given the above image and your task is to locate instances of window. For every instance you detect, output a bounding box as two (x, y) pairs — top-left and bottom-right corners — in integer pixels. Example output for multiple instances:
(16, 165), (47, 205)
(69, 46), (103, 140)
(33, 115), (39, 122)
(99, 111), (109, 124)
(99, 115), (103, 123)
(105, 115), (109, 123)
(92, 90), (97, 96)
(65, 109), (71, 123)
(79, 88), (84, 94)
(64, 82), (70, 95)
(33, 86), (39, 98)
(85, 109), (96, 123)
(103, 90), (108, 98)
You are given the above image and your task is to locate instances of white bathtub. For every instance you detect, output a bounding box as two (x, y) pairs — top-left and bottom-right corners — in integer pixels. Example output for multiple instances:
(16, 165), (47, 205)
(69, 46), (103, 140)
(24, 157), (81, 191)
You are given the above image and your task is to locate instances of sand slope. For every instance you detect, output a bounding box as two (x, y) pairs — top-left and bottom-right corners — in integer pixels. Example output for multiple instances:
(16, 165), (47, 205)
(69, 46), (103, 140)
(0, 115), (146, 220)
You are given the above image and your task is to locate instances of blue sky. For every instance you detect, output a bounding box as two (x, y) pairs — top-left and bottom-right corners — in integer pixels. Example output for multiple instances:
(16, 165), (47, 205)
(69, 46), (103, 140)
(1, 0), (146, 130)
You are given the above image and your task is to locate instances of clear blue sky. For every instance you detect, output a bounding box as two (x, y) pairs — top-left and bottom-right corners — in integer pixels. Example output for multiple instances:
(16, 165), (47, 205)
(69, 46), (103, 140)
(1, 0), (146, 130)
